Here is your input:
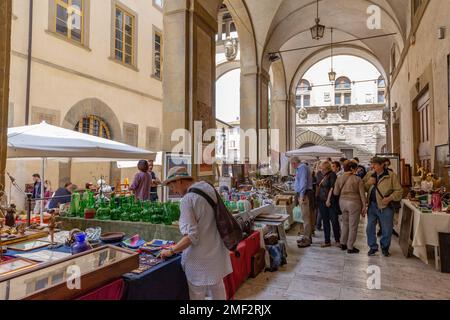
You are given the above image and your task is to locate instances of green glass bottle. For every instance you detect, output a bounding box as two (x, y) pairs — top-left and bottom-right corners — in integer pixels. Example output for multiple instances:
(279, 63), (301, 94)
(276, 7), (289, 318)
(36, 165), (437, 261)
(69, 192), (80, 217)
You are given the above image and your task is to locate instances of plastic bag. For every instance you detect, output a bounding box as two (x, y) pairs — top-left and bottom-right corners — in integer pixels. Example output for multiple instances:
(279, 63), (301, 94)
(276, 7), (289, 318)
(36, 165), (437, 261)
(293, 206), (303, 223)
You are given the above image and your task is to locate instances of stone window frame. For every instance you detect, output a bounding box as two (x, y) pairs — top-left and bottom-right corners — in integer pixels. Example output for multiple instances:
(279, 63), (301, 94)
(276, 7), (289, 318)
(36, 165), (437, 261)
(123, 122), (139, 147)
(31, 106), (61, 126)
(109, 0), (139, 71)
(152, 0), (164, 12)
(296, 79), (312, 108)
(152, 25), (163, 81)
(146, 126), (161, 151)
(335, 76), (352, 106)
(47, 0), (91, 50)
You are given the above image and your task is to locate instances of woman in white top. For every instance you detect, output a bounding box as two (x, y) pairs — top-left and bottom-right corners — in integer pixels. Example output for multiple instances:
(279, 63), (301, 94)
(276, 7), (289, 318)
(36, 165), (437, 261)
(160, 167), (232, 300)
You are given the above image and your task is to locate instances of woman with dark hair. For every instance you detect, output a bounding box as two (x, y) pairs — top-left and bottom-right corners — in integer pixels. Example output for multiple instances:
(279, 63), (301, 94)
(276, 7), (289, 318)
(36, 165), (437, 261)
(317, 161), (341, 248)
(130, 160), (153, 201)
(334, 161), (367, 253)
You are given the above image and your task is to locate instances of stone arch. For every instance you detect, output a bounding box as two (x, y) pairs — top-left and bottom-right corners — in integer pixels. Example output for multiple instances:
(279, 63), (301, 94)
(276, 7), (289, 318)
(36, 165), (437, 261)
(289, 46), (389, 100)
(216, 60), (240, 80)
(296, 131), (327, 148)
(62, 98), (123, 142)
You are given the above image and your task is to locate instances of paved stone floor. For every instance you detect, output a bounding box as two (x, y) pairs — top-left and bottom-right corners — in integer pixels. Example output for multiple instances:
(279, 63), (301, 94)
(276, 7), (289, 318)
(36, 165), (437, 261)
(234, 223), (450, 300)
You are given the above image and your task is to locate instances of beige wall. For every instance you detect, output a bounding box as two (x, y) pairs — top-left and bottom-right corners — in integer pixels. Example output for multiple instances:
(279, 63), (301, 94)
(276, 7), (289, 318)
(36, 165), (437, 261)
(7, 0), (163, 209)
(389, 0), (450, 168)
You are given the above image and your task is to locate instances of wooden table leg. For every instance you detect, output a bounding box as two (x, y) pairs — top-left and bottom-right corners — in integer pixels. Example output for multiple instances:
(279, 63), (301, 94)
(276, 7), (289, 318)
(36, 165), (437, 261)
(435, 246), (440, 271)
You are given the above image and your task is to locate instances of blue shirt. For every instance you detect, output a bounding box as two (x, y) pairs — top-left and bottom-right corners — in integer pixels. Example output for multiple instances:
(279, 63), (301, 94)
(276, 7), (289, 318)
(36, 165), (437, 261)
(294, 164), (313, 197)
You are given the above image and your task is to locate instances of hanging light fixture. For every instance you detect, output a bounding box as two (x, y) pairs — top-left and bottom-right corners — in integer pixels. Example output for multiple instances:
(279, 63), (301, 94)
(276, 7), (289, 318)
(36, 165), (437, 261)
(328, 28), (336, 82)
(310, 0), (325, 40)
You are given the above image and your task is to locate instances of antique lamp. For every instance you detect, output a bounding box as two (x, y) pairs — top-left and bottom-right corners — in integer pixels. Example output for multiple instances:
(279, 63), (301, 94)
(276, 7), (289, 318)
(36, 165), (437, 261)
(328, 28), (336, 82)
(310, 0), (325, 40)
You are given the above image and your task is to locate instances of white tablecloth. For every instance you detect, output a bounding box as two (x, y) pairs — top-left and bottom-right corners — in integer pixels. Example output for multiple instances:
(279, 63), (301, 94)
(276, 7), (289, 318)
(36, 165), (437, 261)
(400, 200), (450, 264)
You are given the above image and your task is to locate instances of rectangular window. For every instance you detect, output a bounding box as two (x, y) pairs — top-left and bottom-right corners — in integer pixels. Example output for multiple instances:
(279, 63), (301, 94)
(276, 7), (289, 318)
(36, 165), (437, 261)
(55, 0), (84, 43)
(378, 91), (385, 103)
(344, 93), (351, 105)
(303, 95), (310, 107)
(335, 94), (341, 106)
(326, 128), (333, 137)
(296, 95), (301, 107)
(153, 29), (163, 80)
(115, 5), (134, 65)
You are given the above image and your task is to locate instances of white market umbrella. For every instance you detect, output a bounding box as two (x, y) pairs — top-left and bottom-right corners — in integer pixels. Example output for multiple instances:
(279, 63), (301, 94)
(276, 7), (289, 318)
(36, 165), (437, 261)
(7, 122), (156, 224)
(286, 145), (344, 158)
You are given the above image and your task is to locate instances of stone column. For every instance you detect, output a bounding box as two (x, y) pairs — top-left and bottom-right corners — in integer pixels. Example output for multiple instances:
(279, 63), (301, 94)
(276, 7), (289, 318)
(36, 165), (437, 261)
(163, 0), (218, 179)
(288, 94), (297, 150)
(239, 67), (258, 164)
(0, 0), (12, 191)
(271, 95), (288, 154)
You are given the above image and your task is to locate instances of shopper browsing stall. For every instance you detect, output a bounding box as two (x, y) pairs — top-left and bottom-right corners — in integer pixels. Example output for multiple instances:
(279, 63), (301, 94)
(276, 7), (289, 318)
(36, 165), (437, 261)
(31, 173), (45, 214)
(48, 182), (74, 210)
(291, 157), (314, 248)
(365, 157), (403, 257)
(160, 167), (232, 300)
(130, 160), (153, 201)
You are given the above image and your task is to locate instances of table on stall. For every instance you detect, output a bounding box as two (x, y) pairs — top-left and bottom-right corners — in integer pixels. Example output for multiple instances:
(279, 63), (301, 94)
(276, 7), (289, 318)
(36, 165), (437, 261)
(399, 199), (450, 270)
(3, 242), (189, 300)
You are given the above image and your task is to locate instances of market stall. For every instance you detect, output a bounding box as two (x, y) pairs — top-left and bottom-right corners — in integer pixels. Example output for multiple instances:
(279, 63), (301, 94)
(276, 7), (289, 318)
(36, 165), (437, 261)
(399, 199), (450, 270)
(7, 121), (156, 225)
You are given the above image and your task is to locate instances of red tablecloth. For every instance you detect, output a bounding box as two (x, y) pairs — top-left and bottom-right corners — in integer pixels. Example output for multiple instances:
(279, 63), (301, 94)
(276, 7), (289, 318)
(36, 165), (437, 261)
(76, 278), (124, 300)
(224, 231), (261, 300)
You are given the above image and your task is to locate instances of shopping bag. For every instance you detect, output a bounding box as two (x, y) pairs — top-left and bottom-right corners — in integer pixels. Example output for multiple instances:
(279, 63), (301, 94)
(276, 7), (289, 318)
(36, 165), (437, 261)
(293, 206), (303, 223)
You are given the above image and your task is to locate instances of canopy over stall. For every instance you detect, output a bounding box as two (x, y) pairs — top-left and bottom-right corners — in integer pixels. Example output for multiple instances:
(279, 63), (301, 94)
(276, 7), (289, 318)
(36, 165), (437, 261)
(7, 122), (156, 224)
(286, 146), (344, 159)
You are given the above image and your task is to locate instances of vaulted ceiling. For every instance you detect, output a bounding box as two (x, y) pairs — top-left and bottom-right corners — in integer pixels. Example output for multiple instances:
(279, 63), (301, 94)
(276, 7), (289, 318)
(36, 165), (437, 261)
(200, 0), (410, 93)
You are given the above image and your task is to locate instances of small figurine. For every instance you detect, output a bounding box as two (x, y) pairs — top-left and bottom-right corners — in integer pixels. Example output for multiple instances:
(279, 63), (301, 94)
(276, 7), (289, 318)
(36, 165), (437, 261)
(17, 222), (26, 237)
(47, 212), (62, 249)
(5, 204), (17, 228)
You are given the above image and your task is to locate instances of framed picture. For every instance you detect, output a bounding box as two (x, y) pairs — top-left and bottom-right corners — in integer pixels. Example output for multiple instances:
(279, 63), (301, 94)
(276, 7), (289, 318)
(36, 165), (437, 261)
(400, 159), (412, 187)
(163, 153), (192, 202)
(0, 258), (37, 277)
(435, 144), (449, 178)
(7, 240), (50, 252)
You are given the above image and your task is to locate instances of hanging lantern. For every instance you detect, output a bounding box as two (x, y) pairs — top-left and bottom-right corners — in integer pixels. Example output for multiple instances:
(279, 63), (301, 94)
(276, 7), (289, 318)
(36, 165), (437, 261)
(310, 0), (325, 40)
(328, 27), (336, 82)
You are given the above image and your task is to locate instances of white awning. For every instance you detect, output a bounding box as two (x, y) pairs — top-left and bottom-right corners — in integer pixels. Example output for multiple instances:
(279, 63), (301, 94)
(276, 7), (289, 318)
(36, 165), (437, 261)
(7, 122), (156, 160)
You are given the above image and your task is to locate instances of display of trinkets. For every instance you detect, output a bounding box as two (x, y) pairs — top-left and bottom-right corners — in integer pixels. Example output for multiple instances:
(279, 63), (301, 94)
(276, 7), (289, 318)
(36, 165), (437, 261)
(131, 253), (163, 274)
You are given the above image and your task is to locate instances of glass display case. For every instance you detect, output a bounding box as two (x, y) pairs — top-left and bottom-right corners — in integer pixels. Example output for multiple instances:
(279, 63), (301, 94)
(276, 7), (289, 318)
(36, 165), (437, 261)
(0, 245), (139, 300)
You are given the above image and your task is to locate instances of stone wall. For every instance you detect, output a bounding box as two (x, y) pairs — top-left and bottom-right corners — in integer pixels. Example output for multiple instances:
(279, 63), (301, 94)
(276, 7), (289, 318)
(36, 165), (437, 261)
(296, 104), (387, 165)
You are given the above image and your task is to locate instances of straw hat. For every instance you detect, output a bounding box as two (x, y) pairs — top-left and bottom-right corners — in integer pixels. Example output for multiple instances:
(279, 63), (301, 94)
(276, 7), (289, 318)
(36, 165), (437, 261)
(162, 166), (193, 186)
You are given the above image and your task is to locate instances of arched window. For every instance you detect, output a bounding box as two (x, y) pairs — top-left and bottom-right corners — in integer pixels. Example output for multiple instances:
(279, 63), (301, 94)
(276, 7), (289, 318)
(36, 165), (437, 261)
(377, 76), (386, 103)
(75, 115), (111, 139)
(335, 76), (351, 106)
(296, 79), (312, 108)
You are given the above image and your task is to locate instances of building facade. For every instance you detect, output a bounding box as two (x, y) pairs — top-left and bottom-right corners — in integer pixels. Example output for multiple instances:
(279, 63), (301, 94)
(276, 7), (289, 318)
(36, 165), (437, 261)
(295, 56), (387, 165)
(7, 0), (163, 208)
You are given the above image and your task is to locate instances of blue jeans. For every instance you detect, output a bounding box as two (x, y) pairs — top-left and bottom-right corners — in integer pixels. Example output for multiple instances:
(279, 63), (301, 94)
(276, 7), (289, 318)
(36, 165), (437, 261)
(367, 202), (394, 251)
(319, 201), (341, 244)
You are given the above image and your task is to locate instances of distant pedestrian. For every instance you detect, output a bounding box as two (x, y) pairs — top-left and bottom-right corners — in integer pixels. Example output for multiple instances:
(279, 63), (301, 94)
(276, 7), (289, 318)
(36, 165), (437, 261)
(130, 160), (153, 201)
(334, 161), (367, 254)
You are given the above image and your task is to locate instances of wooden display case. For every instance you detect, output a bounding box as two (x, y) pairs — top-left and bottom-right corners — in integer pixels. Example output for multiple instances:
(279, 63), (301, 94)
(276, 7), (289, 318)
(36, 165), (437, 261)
(0, 245), (139, 300)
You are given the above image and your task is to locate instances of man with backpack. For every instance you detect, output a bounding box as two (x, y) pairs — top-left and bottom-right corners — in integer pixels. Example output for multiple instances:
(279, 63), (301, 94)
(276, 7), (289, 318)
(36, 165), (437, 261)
(160, 166), (232, 300)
